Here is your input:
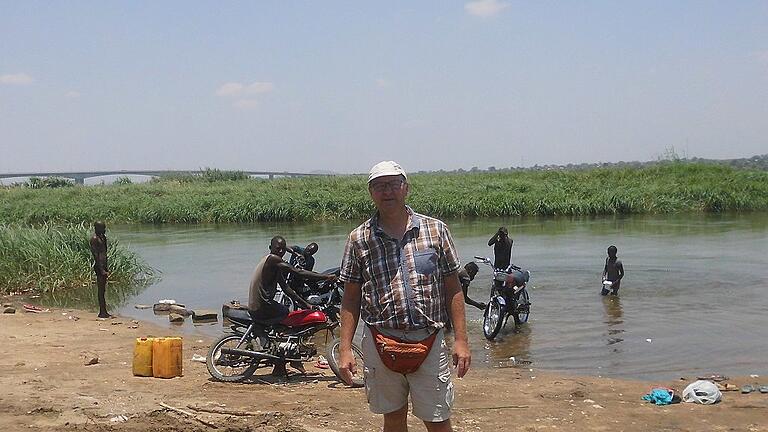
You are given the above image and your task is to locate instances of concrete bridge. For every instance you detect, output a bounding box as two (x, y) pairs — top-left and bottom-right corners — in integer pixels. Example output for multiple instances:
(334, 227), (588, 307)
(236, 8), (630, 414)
(0, 170), (328, 185)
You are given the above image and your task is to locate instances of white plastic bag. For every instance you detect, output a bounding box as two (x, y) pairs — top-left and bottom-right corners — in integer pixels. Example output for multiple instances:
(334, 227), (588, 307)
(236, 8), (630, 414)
(682, 380), (721, 404)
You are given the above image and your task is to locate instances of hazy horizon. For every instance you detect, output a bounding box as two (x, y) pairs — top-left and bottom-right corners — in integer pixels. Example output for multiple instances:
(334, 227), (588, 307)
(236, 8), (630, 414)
(2, 1), (767, 174)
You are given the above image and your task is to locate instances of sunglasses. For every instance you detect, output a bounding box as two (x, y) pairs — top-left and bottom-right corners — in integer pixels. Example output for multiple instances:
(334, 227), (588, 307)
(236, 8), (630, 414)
(369, 179), (405, 193)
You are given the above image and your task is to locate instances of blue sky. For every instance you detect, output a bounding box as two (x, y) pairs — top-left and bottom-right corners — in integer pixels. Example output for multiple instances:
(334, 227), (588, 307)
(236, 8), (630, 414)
(1, 1), (767, 174)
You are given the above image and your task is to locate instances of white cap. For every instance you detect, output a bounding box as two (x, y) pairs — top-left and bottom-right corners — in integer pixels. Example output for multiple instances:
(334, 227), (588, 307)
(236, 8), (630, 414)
(368, 161), (407, 183)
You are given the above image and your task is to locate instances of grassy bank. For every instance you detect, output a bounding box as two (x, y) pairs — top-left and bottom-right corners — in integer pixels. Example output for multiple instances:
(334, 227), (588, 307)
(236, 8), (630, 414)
(0, 224), (157, 295)
(2, 163), (767, 224)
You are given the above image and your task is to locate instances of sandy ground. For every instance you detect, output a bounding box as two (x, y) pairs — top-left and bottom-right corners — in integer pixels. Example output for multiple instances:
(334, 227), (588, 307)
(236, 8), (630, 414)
(1, 300), (767, 432)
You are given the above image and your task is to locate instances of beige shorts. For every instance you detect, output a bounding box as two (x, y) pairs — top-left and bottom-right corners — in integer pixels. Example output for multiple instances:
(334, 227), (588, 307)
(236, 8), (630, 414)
(361, 326), (454, 422)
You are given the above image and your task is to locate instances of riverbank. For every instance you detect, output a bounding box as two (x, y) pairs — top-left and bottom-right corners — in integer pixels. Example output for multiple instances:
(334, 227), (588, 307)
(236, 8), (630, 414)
(2, 163), (767, 224)
(1, 301), (766, 431)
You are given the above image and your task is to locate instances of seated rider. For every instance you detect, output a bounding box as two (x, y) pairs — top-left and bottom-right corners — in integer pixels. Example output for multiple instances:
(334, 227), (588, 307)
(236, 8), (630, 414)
(458, 262), (486, 310)
(248, 236), (336, 375)
(488, 226), (513, 270)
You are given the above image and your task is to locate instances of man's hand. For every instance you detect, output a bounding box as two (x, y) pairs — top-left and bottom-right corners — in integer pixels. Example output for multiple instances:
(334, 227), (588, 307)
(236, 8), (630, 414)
(452, 339), (471, 378)
(338, 346), (357, 386)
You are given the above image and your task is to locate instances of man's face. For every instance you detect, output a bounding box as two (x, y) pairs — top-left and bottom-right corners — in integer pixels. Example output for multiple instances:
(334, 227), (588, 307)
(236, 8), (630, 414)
(270, 240), (287, 257)
(368, 175), (408, 212)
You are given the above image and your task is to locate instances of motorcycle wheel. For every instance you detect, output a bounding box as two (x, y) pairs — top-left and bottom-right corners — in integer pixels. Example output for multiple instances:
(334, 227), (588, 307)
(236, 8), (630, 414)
(513, 289), (531, 325)
(206, 334), (260, 382)
(483, 297), (505, 341)
(325, 338), (365, 388)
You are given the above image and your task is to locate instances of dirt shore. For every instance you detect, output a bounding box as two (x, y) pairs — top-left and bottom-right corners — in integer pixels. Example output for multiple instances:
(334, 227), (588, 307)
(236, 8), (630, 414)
(1, 301), (766, 432)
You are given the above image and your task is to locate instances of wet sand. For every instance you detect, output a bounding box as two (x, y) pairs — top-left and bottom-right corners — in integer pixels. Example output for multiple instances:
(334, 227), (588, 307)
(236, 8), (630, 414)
(1, 300), (766, 432)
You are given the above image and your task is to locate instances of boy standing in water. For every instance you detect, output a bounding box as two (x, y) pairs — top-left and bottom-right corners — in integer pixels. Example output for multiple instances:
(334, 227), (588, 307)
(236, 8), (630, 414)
(601, 245), (624, 296)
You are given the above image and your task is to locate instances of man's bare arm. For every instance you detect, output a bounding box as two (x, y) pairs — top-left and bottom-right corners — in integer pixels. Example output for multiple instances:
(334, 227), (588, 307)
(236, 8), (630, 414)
(275, 261), (335, 282)
(338, 281), (362, 385)
(444, 272), (471, 378)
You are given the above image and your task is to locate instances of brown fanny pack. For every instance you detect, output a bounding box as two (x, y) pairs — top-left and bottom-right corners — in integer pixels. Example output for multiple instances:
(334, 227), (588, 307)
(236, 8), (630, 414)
(369, 326), (438, 374)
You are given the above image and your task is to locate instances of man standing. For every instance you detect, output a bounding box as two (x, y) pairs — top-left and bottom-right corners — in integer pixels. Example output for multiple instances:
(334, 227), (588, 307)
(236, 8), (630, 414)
(90, 221), (110, 318)
(248, 235), (336, 375)
(488, 226), (513, 270)
(337, 161), (471, 432)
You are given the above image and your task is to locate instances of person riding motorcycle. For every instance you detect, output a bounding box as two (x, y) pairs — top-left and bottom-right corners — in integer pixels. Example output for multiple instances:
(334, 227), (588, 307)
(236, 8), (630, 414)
(248, 236), (335, 375)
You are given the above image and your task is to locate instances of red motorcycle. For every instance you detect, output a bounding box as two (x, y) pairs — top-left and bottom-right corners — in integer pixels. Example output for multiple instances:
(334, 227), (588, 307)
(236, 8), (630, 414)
(207, 304), (364, 387)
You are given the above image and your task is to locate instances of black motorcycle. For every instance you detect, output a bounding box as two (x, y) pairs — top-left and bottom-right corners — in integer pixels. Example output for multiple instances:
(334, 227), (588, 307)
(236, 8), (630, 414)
(276, 244), (344, 319)
(474, 256), (532, 340)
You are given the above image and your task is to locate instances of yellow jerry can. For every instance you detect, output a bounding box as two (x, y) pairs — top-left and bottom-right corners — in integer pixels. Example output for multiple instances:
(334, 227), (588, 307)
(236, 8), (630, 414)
(152, 337), (183, 378)
(132, 337), (155, 377)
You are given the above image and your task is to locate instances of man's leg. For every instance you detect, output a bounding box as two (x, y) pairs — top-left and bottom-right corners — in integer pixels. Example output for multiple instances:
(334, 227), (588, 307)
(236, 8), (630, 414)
(250, 303), (291, 377)
(409, 331), (454, 429)
(424, 419), (452, 432)
(383, 404), (409, 432)
(96, 274), (109, 318)
(361, 327), (410, 427)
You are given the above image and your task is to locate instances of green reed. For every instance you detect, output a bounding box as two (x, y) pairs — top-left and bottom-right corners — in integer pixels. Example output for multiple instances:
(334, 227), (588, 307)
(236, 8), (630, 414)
(1, 163), (766, 225)
(0, 224), (158, 295)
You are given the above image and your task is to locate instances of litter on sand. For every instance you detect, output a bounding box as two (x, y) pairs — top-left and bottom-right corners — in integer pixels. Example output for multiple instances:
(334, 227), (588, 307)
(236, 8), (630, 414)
(314, 355), (330, 369)
(682, 380), (721, 404)
(22, 304), (49, 313)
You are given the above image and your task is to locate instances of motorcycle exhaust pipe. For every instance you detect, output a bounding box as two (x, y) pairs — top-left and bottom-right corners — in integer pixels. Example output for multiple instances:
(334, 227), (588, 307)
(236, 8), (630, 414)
(220, 348), (282, 362)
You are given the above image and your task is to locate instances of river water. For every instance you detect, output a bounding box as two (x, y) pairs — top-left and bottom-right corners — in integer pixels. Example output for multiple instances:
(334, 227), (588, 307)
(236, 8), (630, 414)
(100, 213), (767, 381)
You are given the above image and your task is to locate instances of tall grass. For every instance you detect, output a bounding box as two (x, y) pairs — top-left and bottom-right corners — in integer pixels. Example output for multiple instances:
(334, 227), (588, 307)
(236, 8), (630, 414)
(0, 224), (158, 295)
(1, 163), (766, 225)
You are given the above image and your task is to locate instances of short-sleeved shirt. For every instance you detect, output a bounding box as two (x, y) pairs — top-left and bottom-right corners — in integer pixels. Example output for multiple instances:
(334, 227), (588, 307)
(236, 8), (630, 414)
(339, 207), (461, 331)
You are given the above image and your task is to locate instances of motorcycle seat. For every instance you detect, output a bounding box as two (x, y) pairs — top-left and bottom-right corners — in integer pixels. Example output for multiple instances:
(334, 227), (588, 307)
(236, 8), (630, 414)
(221, 303), (283, 326)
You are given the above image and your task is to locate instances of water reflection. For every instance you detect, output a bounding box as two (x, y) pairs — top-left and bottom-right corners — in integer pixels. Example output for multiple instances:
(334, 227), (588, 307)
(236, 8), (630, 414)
(482, 324), (533, 368)
(40, 281), (149, 312)
(601, 295), (624, 349)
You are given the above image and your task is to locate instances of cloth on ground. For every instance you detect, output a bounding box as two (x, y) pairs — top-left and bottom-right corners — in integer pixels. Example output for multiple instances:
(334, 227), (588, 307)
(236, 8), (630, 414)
(642, 387), (675, 405)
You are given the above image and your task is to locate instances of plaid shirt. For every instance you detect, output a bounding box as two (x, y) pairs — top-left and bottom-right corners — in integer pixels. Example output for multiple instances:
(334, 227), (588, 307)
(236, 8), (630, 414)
(339, 207), (461, 330)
